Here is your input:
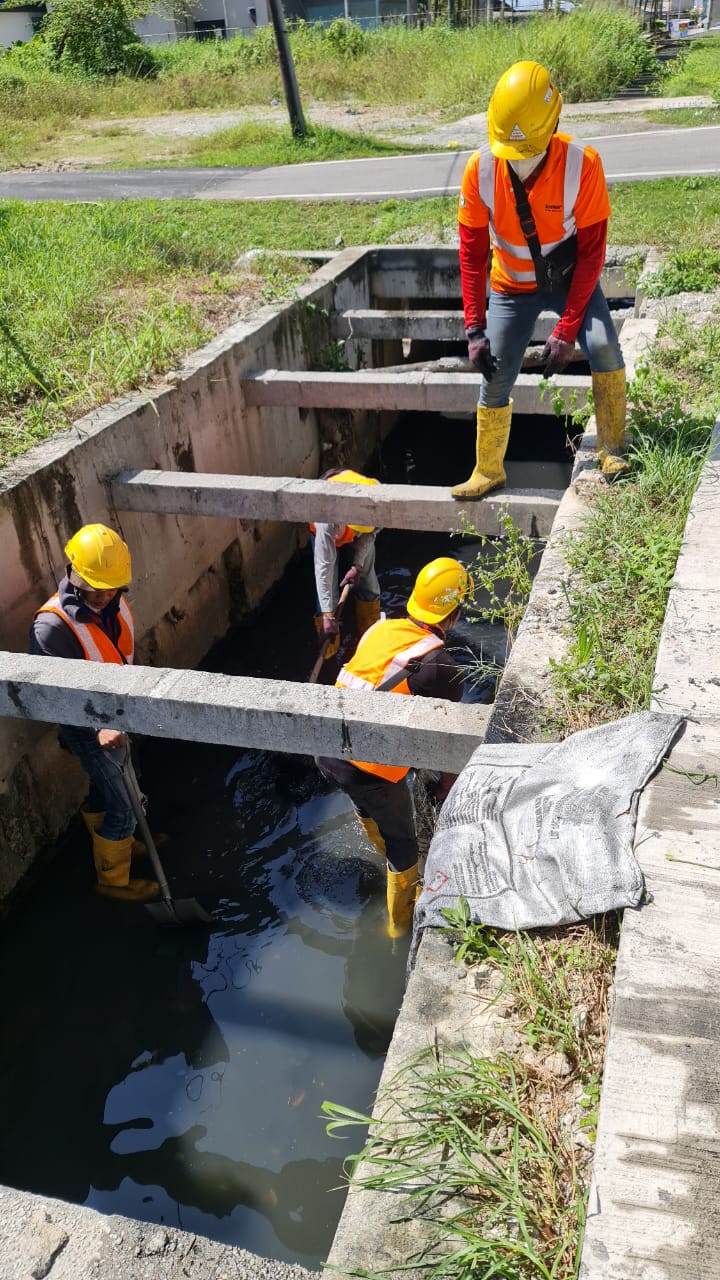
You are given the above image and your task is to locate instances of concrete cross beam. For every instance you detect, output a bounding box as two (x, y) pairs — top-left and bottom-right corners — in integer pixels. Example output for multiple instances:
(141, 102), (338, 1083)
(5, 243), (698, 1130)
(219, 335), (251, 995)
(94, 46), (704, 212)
(331, 309), (627, 343)
(370, 264), (634, 302)
(110, 472), (563, 539)
(0, 652), (490, 773)
(240, 370), (591, 416)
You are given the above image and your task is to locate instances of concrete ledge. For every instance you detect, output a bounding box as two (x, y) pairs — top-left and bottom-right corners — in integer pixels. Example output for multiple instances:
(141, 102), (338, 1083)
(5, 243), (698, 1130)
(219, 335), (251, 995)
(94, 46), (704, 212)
(331, 308), (627, 342)
(240, 370), (591, 416)
(0, 1185), (317, 1280)
(0, 652), (490, 773)
(111, 472), (563, 539)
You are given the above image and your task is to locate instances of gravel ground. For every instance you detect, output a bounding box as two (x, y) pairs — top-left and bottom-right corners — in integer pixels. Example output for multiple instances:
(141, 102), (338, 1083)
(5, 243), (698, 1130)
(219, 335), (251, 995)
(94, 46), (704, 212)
(90, 94), (716, 148)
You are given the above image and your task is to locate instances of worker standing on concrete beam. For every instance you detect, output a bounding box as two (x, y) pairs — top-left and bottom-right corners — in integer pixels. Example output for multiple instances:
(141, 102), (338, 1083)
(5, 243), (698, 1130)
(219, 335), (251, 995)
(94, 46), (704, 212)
(453, 59), (627, 499)
(310, 468), (382, 659)
(28, 523), (159, 903)
(315, 557), (471, 938)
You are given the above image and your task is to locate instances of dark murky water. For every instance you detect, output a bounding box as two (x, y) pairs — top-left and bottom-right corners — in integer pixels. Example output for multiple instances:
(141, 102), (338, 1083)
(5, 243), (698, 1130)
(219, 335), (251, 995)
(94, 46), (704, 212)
(0, 413), (572, 1267)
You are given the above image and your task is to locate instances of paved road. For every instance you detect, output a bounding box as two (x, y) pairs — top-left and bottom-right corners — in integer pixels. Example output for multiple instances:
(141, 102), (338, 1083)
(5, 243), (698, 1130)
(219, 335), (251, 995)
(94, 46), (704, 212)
(1, 124), (718, 202)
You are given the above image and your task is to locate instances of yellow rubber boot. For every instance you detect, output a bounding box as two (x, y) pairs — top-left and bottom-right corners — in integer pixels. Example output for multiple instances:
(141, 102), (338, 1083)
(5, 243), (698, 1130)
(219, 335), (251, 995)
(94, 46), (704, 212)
(593, 369), (630, 478)
(313, 614), (339, 659)
(451, 403), (513, 500)
(359, 815), (386, 856)
(81, 807), (156, 859)
(355, 599), (381, 637)
(386, 864), (419, 939)
(81, 809), (104, 836)
(92, 831), (159, 902)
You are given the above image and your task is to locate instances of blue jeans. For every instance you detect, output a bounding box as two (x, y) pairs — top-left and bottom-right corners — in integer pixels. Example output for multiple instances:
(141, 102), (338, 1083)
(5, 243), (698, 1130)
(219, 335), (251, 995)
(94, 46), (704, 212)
(482, 285), (625, 408)
(60, 727), (135, 841)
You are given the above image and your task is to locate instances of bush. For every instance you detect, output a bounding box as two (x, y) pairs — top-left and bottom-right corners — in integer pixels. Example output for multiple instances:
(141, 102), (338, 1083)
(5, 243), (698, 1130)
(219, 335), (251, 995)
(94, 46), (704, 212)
(45, 0), (159, 79)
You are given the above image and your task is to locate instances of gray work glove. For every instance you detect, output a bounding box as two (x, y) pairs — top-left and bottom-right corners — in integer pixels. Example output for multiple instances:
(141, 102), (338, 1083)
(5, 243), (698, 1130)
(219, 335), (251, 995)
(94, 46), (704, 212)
(466, 327), (497, 381)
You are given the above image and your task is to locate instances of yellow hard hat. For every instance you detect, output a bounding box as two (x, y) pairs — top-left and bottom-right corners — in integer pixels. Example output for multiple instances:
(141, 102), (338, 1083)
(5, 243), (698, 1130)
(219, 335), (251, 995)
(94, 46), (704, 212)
(487, 61), (562, 161)
(407, 557), (473, 625)
(333, 469), (379, 535)
(64, 524), (131, 590)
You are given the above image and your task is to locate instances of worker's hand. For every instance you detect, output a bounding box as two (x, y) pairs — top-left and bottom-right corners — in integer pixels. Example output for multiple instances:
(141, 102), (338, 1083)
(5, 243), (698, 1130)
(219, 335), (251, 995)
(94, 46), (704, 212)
(466, 328), (497, 381)
(97, 728), (129, 750)
(340, 565), (361, 589)
(321, 614), (339, 640)
(541, 334), (575, 377)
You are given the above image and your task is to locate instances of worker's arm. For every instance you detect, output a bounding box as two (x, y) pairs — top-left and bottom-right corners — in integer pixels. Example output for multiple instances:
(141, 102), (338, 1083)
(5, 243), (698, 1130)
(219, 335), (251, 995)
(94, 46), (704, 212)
(28, 612), (85, 660)
(551, 220), (608, 344)
(313, 523), (340, 616)
(458, 222), (490, 332)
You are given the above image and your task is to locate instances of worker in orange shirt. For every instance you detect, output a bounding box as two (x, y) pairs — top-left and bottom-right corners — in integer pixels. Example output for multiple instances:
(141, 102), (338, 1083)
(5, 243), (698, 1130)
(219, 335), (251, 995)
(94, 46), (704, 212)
(310, 468), (382, 659)
(316, 557), (471, 938)
(453, 60), (627, 500)
(29, 524), (159, 903)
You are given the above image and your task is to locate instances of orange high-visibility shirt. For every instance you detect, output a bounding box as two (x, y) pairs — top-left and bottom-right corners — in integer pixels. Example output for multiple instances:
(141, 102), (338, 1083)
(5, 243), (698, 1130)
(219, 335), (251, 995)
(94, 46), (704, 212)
(336, 616), (444, 783)
(458, 133), (610, 295)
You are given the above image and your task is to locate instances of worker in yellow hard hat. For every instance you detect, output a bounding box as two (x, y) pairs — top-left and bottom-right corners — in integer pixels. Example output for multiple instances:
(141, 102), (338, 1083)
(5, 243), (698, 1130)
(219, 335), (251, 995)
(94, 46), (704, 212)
(454, 59), (627, 496)
(28, 523), (159, 903)
(315, 557), (472, 938)
(309, 468), (382, 660)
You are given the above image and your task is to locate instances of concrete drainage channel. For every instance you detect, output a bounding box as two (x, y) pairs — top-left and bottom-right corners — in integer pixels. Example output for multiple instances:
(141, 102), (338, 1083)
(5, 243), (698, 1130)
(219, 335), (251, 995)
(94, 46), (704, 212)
(0, 245), (680, 1278)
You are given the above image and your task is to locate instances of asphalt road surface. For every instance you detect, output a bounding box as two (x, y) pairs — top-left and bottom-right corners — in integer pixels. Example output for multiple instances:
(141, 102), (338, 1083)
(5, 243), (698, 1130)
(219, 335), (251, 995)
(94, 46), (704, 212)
(1, 124), (718, 202)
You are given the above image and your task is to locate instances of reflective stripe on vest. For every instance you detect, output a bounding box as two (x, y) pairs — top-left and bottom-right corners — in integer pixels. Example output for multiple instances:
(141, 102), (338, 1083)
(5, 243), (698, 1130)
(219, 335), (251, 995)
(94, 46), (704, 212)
(35, 593), (134, 664)
(478, 138), (585, 292)
(336, 617), (443, 783)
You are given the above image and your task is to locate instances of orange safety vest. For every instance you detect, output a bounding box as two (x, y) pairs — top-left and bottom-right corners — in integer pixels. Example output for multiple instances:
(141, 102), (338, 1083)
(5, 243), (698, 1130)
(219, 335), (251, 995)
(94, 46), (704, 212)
(308, 470), (370, 546)
(35, 593), (134, 664)
(458, 132), (611, 295)
(336, 616), (444, 783)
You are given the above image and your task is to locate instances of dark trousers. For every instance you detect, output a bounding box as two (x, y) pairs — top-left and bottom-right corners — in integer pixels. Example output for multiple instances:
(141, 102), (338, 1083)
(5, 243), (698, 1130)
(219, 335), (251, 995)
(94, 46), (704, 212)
(60, 727), (135, 841)
(315, 756), (417, 872)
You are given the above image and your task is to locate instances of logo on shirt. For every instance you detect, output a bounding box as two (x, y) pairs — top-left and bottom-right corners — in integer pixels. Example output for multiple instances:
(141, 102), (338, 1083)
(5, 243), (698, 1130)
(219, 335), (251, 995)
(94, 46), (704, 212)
(545, 203), (562, 212)
(459, 193), (466, 207)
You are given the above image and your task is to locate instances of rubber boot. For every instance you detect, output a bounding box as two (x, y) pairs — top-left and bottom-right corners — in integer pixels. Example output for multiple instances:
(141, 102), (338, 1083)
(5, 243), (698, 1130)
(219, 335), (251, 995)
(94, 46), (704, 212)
(81, 807), (157, 859)
(314, 614), (339, 659)
(81, 809), (104, 836)
(355, 598), (381, 637)
(386, 863), (419, 939)
(92, 831), (159, 902)
(451, 403), (513, 500)
(593, 369), (630, 478)
(359, 815), (386, 856)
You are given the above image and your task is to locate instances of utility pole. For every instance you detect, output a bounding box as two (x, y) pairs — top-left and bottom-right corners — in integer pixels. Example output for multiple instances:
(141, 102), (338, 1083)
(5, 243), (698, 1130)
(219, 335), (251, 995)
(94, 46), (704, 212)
(266, 0), (307, 139)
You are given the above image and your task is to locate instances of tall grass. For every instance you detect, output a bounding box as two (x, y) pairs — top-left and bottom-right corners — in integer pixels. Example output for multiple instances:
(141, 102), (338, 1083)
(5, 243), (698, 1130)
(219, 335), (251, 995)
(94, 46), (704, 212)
(0, 7), (656, 125)
(660, 31), (720, 98)
(548, 311), (720, 732)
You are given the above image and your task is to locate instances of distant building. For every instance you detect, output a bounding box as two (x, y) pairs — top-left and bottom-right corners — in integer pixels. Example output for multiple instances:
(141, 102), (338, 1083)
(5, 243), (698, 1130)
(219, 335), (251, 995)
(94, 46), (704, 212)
(134, 0), (268, 42)
(0, 2), (45, 48)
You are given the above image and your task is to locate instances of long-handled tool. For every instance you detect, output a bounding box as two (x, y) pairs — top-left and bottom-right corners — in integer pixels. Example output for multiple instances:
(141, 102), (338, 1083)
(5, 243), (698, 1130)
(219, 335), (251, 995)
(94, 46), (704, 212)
(308, 581), (353, 685)
(111, 746), (213, 927)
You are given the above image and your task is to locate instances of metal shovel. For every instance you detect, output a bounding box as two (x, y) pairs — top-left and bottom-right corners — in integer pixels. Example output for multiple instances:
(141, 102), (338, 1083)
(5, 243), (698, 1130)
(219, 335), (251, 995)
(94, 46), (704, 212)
(111, 746), (213, 927)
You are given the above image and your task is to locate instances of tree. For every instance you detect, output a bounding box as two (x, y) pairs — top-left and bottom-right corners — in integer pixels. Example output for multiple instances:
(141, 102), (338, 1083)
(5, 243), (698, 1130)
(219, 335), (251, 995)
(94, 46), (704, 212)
(44, 0), (159, 78)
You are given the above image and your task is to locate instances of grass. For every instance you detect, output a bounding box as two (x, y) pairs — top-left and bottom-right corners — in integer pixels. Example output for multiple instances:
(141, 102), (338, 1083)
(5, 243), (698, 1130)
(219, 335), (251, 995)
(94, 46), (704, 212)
(0, 8), (658, 169)
(323, 910), (618, 1280)
(548, 309), (720, 734)
(659, 31), (720, 98)
(3, 177), (720, 468)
